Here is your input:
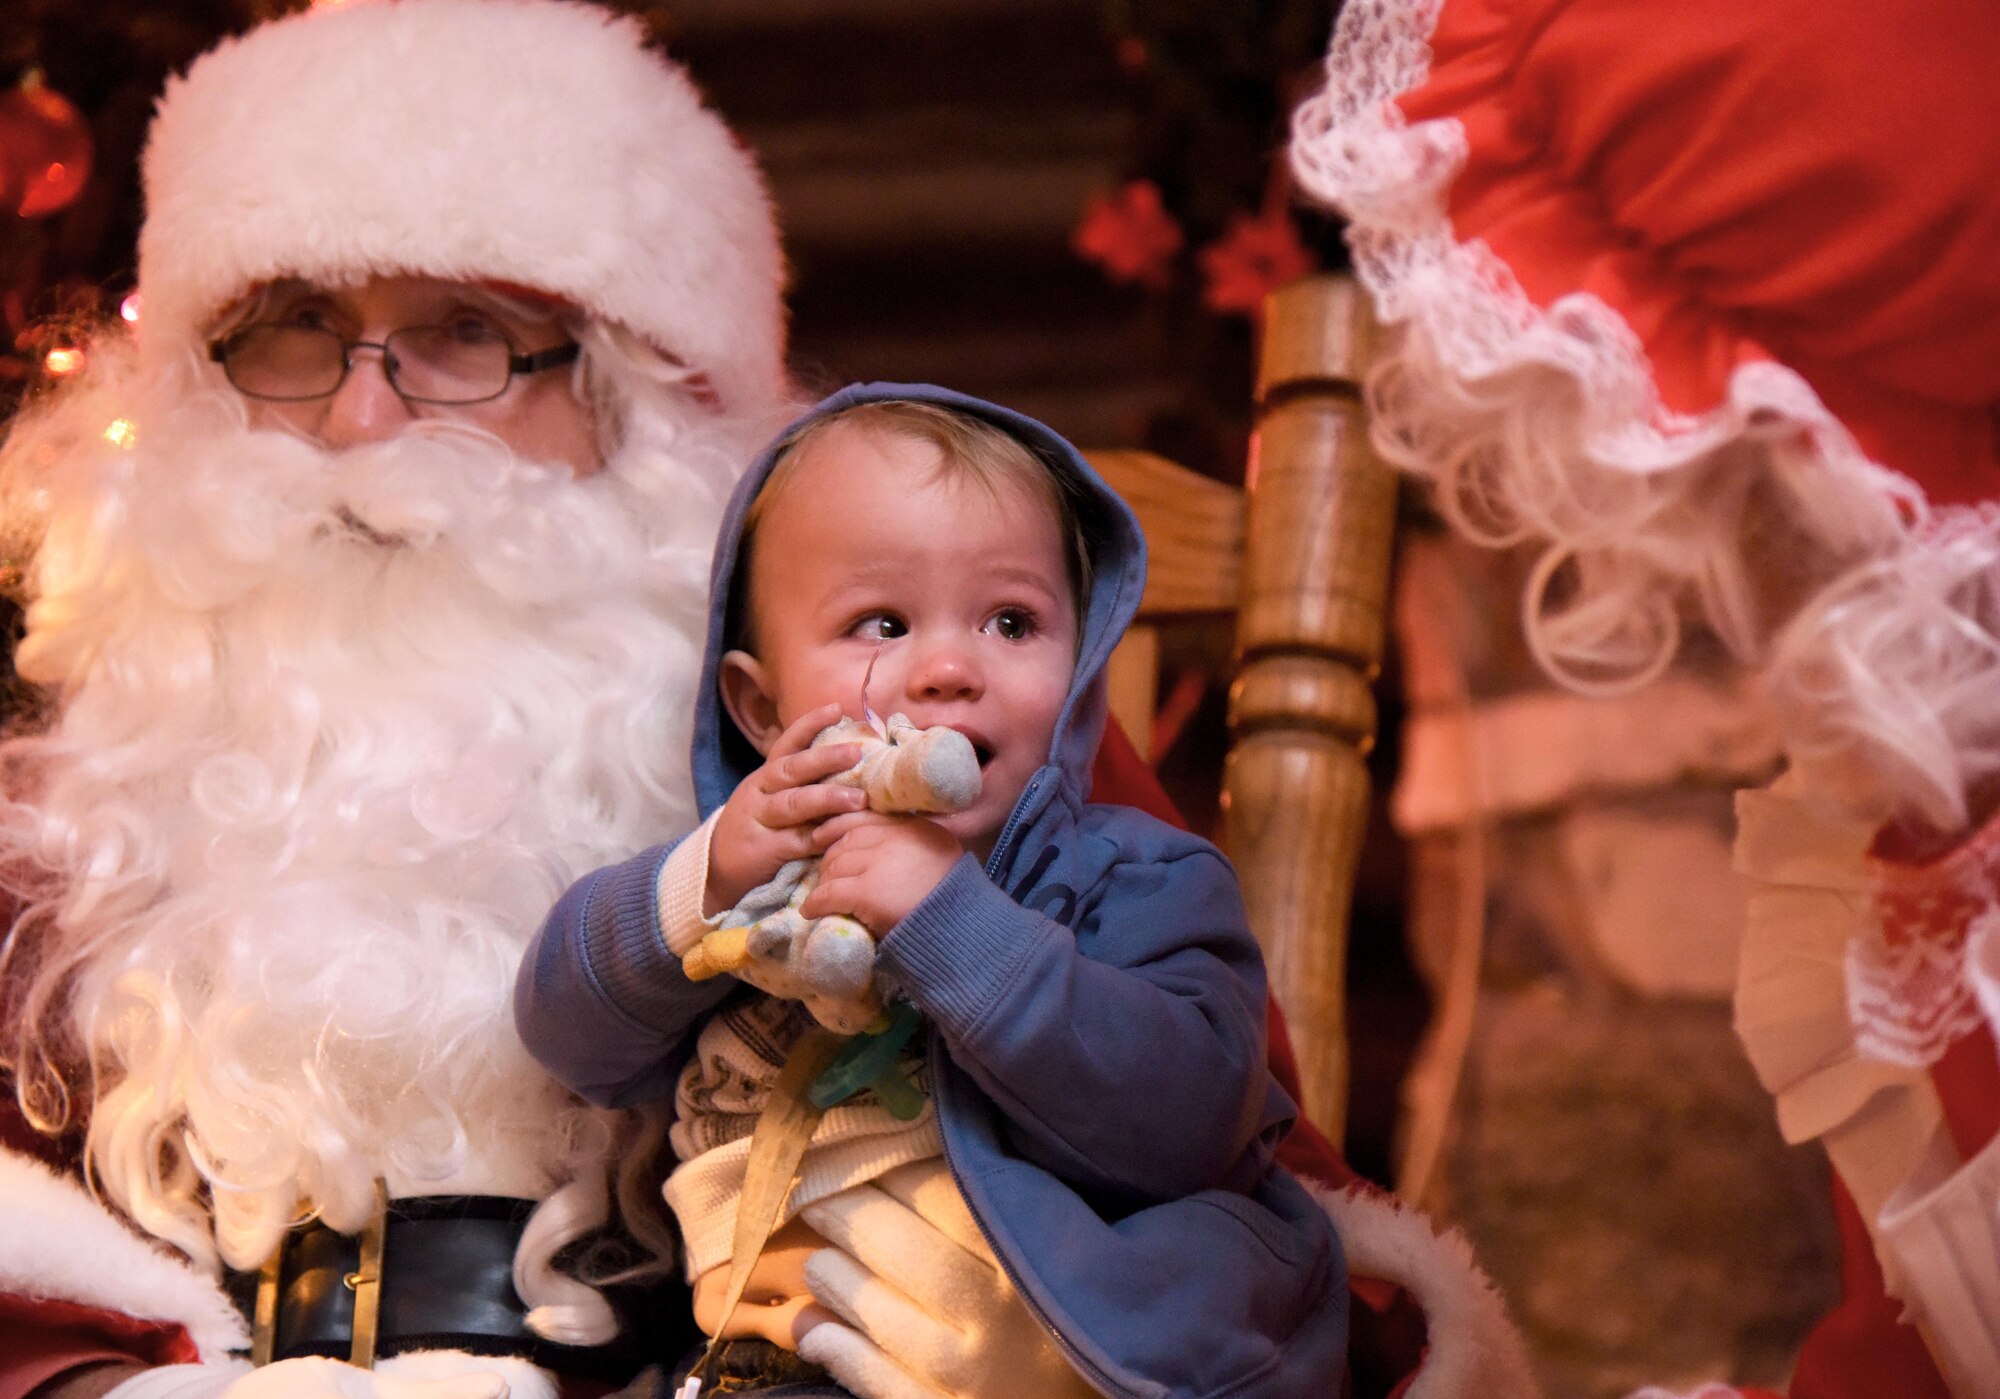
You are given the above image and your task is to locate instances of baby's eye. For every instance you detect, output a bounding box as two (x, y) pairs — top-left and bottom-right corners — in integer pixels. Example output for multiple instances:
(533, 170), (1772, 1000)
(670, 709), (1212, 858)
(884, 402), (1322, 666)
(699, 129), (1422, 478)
(987, 608), (1036, 641)
(853, 613), (908, 641)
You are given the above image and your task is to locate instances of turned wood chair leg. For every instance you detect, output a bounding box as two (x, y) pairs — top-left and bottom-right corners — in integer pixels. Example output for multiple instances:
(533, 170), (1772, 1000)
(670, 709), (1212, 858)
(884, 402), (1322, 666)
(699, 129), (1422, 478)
(1225, 275), (1396, 1146)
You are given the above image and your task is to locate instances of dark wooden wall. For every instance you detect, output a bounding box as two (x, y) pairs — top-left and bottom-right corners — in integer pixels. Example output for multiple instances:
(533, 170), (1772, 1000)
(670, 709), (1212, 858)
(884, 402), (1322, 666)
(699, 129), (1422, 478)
(670, 0), (1165, 448)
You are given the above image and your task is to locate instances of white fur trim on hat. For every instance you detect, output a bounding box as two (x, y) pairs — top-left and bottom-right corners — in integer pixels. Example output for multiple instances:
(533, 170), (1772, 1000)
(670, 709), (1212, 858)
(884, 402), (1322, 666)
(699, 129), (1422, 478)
(0, 1146), (248, 1363)
(137, 0), (786, 412)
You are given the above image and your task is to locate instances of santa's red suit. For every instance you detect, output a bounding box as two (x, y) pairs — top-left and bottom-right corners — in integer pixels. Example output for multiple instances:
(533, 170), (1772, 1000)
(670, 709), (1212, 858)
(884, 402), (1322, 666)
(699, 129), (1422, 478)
(0, 3), (1528, 1397)
(1294, 0), (2000, 1394)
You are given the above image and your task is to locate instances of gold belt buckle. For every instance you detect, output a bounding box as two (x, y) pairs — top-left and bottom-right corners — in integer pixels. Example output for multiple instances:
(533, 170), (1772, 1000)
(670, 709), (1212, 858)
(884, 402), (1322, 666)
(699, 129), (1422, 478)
(250, 1248), (281, 1367)
(346, 1179), (390, 1369)
(248, 1178), (390, 1370)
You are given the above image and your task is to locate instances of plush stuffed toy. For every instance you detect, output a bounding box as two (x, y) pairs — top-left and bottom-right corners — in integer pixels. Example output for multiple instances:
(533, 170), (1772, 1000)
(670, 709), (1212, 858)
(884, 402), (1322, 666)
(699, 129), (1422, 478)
(683, 713), (981, 1034)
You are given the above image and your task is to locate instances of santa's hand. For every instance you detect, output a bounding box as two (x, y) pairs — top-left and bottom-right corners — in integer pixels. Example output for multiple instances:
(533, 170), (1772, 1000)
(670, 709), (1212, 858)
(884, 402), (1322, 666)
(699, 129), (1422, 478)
(107, 1356), (533, 1399)
(795, 1162), (1096, 1399)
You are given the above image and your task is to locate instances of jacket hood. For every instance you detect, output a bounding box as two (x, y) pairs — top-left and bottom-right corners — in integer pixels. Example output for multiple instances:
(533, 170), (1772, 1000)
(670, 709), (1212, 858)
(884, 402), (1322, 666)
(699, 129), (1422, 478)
(691, 383), (1146, 828)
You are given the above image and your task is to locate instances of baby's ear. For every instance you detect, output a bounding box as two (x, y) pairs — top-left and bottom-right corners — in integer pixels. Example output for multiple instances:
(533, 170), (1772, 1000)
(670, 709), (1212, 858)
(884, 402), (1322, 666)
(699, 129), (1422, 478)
(718, 650), (783, 756)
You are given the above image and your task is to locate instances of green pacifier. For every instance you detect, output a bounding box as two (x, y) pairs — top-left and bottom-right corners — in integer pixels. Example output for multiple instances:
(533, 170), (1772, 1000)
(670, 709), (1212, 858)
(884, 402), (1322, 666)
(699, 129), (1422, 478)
(808, 1001), (926, 1119)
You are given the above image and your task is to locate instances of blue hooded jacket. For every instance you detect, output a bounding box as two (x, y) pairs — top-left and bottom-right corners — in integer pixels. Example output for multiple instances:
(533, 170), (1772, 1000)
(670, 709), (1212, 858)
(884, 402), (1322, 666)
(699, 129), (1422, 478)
(515, 384), (1348, 1398)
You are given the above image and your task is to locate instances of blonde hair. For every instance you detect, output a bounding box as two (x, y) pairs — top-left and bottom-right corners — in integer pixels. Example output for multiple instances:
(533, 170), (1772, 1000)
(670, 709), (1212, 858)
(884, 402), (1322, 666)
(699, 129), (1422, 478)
(736, 399), (1093, 649)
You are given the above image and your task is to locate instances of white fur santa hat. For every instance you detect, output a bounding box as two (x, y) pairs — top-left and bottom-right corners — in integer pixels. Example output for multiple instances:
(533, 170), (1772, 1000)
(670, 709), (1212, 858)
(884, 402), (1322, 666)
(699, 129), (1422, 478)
(136, 0), (786, 413)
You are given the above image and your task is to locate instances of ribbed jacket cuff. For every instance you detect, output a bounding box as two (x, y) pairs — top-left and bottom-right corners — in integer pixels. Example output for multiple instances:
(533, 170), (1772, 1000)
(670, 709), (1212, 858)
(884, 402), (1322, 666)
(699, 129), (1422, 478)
(880, 856), (1049, 1037)
(587, 845), (715, 1028)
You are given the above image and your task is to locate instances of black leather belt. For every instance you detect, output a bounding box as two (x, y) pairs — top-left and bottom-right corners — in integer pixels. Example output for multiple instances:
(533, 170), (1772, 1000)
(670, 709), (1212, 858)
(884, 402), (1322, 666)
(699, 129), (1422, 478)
(224, 1196), (698, 1383)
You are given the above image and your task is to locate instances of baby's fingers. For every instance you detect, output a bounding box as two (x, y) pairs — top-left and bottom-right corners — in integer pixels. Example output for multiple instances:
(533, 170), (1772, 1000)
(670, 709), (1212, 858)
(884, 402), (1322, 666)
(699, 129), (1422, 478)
(763, 740), (865, 796)
(766, 702), (850, 762)
(764, 777), (866, 829)
(811, 810), (890, 850)
(800, 872), (863, 922)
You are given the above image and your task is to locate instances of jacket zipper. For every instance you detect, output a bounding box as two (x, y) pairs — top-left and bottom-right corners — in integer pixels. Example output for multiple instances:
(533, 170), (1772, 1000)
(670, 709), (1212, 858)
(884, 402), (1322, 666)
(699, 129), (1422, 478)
(952, 770), (1148, 1398)
(983, 772), (1046, 881)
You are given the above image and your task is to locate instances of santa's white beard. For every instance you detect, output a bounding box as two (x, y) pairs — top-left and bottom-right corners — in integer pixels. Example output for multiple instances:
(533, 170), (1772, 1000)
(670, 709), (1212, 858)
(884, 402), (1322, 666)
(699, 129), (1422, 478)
(0, 371), (734, 1280)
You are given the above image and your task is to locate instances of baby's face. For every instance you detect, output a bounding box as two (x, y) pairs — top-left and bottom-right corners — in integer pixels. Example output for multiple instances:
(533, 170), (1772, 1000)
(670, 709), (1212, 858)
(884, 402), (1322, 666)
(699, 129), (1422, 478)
(734, 423), (1078, 858)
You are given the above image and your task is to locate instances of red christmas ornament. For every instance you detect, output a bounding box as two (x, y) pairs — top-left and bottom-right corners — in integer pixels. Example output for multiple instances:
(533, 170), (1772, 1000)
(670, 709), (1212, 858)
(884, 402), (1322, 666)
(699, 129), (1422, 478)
(0, 73), (93, 220)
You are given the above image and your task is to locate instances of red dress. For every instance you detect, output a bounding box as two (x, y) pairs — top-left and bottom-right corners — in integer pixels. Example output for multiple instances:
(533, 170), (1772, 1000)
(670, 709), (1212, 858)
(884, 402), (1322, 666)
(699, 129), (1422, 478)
(1293, 0), (2000, 1392)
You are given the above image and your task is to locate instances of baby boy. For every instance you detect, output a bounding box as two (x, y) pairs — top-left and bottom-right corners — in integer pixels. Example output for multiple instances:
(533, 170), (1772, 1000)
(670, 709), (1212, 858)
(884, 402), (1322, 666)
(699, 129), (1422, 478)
(515, 384), (1347, 1398)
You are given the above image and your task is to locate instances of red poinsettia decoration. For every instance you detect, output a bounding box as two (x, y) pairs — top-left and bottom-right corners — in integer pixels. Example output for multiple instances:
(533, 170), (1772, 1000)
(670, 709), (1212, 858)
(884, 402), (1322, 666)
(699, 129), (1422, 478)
(1072, 180), (1185, 291)
(1198, 207), (1315, 316)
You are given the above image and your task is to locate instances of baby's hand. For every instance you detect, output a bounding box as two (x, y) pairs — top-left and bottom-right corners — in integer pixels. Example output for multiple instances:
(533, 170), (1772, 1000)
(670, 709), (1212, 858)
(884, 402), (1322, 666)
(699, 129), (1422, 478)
(708, 703), (866, 915)
(802, 811), (965, 933)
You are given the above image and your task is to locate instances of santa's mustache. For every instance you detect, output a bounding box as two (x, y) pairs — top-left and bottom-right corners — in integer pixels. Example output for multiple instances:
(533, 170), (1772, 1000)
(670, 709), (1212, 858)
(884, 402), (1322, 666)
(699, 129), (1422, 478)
(308, 424), (562, 545)
(4, 339), (751, 650)
(109, 416), (636, 613)
(331, 504), (403, 548)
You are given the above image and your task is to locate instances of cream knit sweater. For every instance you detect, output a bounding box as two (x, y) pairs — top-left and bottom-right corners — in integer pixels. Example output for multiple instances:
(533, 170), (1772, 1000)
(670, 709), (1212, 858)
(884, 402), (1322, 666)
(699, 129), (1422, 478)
(654, 815), (943, 1280)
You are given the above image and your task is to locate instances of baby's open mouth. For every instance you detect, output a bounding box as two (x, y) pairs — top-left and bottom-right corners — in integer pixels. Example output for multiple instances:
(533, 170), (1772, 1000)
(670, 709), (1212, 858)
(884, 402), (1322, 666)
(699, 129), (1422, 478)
(972, 743), (995, 769)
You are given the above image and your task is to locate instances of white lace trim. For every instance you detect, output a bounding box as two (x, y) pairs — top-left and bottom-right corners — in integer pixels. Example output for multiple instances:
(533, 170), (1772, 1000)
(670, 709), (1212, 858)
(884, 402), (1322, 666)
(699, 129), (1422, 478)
(1965, 910), (2000, 1060)
(1847, 921), (1986, 1069)
(1290, 0), (1920, 696)
(1845, 785), (2000, 1067)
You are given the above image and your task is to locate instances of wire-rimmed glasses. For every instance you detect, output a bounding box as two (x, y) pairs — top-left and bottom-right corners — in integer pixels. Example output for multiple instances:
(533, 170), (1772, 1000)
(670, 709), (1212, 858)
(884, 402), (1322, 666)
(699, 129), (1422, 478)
(208, 321), (581, 405)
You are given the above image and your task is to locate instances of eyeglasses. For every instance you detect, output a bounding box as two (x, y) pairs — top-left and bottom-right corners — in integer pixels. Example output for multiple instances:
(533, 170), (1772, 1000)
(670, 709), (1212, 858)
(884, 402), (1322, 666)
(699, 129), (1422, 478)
(207, 321), (582, 405)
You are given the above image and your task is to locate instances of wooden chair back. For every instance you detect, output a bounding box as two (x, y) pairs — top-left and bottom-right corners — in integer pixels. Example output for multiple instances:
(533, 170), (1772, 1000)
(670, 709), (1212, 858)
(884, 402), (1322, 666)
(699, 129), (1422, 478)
(1087, 275), (1396, 1144)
